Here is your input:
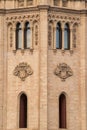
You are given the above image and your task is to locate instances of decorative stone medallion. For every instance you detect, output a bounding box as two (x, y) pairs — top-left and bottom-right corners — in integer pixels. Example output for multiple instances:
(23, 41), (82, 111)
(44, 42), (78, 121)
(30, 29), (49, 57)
(54, 63), (73, 81)
(13, 62), (33, 81)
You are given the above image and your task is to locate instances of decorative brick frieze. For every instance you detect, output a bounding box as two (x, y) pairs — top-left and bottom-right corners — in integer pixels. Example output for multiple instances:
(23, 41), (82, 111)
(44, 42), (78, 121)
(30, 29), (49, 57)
(48, 12), (80, 25)
(6, 13), (40, 52)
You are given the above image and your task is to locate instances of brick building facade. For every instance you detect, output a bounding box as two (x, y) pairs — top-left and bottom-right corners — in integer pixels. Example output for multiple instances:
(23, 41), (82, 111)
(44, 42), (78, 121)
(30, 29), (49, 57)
(0, 1), (86, 130)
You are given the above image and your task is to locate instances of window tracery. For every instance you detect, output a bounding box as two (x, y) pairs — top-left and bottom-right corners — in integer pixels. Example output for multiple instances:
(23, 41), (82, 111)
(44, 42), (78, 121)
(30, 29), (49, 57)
(62, 0), (68, 7)
(18, 0), (24, 7)
(17, 0), (33, 7)
(48, 13), (80, 53)
(27, 0), (33, 6)
(54, 0), (60, 6)
(6, 13), (40, 52)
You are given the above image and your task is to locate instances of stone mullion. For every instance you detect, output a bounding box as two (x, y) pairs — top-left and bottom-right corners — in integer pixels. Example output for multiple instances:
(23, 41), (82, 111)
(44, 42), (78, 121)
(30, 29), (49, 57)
(53, 23), (56, 49)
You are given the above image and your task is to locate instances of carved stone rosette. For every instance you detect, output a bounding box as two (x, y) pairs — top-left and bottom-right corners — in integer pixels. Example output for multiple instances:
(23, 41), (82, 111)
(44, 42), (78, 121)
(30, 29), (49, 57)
(54, 63), (73, 81)
(13, 62), (33, 81)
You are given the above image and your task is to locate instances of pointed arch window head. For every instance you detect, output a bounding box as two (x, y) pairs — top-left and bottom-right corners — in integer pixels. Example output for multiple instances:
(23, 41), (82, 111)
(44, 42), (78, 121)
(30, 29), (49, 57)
(56, 23), (62, 49)
(24, 22), (31, 49)
(59, 94), (66, 128)
(64, 23), (70, 50)
(19, 93), (27, 128)
(16, 23), (22, 49)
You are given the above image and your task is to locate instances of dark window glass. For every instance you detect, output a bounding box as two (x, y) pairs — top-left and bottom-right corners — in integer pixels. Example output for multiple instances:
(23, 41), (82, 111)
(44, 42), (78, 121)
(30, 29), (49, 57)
(56, 23), (62, 49)
(59, 94), (66, 128)
(19, 94), (27, 128)
(24, 22), (30, 49)
(64, 23), (70, 50)
(16, 23), (22, 49)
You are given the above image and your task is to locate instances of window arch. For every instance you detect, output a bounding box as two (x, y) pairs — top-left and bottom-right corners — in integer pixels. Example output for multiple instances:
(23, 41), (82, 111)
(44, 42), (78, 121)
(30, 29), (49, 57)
(54, 0), (60, 6)
(24, 22), (31, 49)
(16, 23), (22, 49)
(56, 22), (62, 49)
(19, 93), (27, 128)
(18, 0), (24, 7)
(62, 0), (68, 7)
(27, 0), (33, 6)
(64, 23), (70, 50)
(59, 94), (66, 128)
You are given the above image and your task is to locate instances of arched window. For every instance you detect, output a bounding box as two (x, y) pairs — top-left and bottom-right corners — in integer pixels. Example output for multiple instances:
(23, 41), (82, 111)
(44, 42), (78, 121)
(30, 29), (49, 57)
(54, 0), (60, 6)
(16, 23), (22, 49)
(62, 0), (68, 7)
(19, 94), (27, 128)
(56, 23), (62, 49)
(59, 94), (66, 128)
(24, 22), (30, 49)
(27, 0), (33, 6)
(18, 0), (24, 7)
(64, 23), (70, 50)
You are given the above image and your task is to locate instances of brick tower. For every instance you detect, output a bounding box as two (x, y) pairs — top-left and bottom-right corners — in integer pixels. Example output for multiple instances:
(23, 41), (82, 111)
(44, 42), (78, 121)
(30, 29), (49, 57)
(0, 1), (86, 130)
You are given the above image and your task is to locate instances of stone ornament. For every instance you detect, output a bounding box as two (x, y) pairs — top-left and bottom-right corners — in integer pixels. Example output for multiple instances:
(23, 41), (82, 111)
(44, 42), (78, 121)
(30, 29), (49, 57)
(13, 62), (33, 81)
(6, 14), (40, 23)
(48, 24), (52, 46)
(27, 0), (33, 6)
(10, 27), (13, 47)
(48, 13), (80, 25)
(35, 25), (38, 45)
(54, 63), (73, 81)
(18, 0), (24, 7)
